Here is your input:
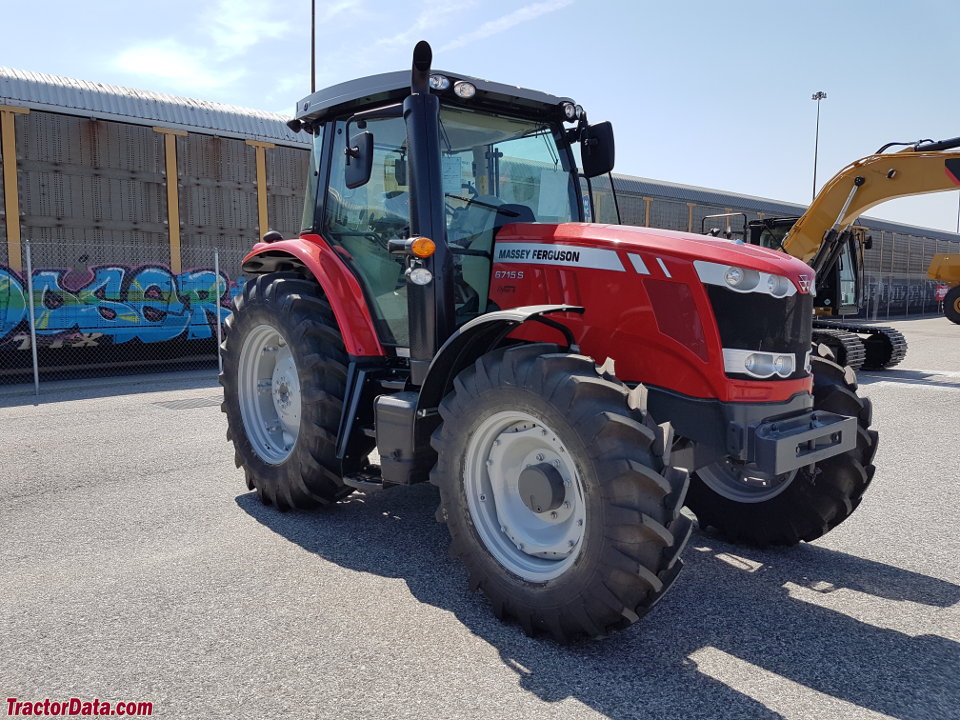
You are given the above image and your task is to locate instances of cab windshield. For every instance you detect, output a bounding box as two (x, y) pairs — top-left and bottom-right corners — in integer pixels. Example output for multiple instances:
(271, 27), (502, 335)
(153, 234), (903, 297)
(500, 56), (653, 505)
(322, 104), (579, 345)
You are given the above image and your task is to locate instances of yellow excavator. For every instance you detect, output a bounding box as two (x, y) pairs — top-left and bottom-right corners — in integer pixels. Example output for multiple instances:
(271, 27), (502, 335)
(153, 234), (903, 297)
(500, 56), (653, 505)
(745, 135), (960, 368)
(927, 253), (960, 324)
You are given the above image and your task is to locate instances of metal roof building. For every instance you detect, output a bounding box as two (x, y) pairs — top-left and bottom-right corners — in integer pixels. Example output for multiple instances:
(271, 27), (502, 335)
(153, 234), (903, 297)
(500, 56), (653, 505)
(612, 173), (960, 243)
(0, 67), (309, 148)
(2, 65), (957, 242)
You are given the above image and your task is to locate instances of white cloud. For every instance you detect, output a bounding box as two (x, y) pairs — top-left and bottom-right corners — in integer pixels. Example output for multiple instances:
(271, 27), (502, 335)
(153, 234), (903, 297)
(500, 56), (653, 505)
(318, 0), (366, 22)
(203, 0), (292, 59)
(376, 0), (479, 50)
(113, 40), (242, 91)
(111, 0), (292, 94)
(440, 0), (575, 51)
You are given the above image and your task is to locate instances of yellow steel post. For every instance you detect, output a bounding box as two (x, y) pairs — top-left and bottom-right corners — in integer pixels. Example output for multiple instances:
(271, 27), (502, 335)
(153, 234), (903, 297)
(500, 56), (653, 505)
(687, 202), (696, 233)
(644, 197), (651, 227)
(246, 140), (275, 240)
(1, 105), (29, 271)
(153, 127), (187, 273)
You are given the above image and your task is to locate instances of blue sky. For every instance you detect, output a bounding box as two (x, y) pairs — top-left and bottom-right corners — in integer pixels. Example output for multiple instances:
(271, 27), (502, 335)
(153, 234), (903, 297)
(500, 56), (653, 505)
(5, 0), (960, 232)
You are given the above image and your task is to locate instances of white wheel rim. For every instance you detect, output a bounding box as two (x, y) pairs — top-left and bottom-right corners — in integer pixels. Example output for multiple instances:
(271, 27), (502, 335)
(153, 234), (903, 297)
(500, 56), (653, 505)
(237, 324), (300, 464)
(464, 410), (586, 582)
(697, 458), (796, 503)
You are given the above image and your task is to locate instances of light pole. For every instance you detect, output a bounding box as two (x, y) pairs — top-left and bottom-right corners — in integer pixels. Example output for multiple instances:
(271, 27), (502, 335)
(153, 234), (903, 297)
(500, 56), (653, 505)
(811, 91), (827, 202)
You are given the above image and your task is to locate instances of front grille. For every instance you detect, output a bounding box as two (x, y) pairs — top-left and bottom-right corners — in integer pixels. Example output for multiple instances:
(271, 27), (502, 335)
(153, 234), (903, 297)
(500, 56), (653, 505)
(705, 286), (813, 380)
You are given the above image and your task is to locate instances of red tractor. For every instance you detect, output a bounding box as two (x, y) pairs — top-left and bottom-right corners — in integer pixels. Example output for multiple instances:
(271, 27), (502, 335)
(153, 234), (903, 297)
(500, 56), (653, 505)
(221, 42), (877, 641)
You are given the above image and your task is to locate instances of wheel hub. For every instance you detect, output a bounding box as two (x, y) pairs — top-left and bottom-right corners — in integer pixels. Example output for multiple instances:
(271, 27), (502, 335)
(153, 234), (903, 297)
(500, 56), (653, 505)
(518, 462), (566, 514)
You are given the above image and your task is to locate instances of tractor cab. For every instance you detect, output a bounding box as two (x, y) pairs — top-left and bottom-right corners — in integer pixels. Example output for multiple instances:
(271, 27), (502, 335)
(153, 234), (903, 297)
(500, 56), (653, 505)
(289, 47), (615, 373)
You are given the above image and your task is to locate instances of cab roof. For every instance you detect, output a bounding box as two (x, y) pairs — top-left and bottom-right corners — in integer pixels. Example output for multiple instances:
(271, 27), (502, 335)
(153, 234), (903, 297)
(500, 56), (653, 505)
(293, 70), (575, 127)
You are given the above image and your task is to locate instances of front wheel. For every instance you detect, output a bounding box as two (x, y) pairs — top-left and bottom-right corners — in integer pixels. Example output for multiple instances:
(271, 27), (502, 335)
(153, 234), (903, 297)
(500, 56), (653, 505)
(431, 344), (691, 641)
(686, 354), (878, 546)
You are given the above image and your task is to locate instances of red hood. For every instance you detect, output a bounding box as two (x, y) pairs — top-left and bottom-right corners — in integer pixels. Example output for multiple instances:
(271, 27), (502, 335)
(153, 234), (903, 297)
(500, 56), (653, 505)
(495, 222), (816, 290)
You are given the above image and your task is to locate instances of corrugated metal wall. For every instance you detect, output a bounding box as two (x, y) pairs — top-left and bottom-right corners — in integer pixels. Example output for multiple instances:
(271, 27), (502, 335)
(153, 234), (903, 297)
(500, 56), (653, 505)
(17, 112), (169, 270)
(178, 132), (258, 272)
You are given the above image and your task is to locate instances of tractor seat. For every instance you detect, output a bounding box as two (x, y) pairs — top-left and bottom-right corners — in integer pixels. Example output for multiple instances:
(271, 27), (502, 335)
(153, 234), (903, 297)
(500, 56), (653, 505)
(492, 203), (536, 239)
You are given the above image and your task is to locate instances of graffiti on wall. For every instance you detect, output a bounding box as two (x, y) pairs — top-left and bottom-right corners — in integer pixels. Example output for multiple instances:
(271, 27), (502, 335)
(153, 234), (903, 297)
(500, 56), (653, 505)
(0, 264), (243, 350)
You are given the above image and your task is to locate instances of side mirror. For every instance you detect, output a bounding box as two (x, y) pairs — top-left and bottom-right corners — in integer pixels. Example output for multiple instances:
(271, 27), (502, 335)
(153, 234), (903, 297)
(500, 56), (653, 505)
(345, 131), (374, 189)
(394, 157), (407, 186)
(581, 121), (615, 178)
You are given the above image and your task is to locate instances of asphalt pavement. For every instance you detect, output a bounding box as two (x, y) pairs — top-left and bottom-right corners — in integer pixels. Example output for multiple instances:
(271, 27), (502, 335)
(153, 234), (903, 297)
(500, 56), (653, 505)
(1, 316), (958, 720)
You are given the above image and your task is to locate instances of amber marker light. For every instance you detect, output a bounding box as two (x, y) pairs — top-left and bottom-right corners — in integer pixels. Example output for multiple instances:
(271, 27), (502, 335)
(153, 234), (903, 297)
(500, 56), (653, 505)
(411, 236), (436, 258)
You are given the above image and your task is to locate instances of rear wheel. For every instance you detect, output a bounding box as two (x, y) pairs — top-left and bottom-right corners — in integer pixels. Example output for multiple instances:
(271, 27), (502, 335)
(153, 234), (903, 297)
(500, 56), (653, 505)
(220, 272), (372, 510)
(686, 354), (878, 546)
(431, 344), (691, 641)
(945, 286), (960, 325)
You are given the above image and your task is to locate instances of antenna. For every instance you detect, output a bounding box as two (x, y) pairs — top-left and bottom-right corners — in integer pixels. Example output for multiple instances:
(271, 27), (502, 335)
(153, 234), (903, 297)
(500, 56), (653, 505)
(311, 0), (316, 93)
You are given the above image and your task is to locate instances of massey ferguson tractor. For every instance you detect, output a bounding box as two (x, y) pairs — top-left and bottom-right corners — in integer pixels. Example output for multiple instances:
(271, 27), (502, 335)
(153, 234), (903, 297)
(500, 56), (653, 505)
(220, 42), (878, 641)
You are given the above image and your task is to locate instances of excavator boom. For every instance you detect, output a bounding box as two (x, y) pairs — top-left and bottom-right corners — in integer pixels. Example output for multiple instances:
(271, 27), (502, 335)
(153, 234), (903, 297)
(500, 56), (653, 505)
(747, 135), (960, 367)
(784, 141), (960, 265)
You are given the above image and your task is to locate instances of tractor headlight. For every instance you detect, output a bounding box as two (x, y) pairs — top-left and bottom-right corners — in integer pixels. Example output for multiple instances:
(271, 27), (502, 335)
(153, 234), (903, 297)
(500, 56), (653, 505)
(724, 266), (743, 286)
(562, 102), (577, 121)
(429, 74), (451, 91)
(695, 261), (797, 298)
(454, 81), (476, 99)
(406, 267), (433, 285)
(723, 266), (760, 291)
(724, 349), (796, 378)
(766, 273), (791, 298)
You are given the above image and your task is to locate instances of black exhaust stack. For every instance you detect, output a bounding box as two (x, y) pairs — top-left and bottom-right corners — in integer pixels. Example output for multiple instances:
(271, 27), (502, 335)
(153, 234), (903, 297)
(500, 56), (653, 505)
(411, 40), (431, 93)
(404, 41), (455, 386)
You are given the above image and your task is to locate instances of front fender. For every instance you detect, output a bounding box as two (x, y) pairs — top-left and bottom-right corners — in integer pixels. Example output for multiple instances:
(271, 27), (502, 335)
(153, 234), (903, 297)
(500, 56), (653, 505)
(242, 234), (385, 357)
(416, 304), (583, 413)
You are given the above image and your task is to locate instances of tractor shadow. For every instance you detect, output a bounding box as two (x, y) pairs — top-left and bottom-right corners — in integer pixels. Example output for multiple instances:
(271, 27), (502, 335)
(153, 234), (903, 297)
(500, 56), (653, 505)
(857, 369), (960, 390)
(237, 484), (959, 720)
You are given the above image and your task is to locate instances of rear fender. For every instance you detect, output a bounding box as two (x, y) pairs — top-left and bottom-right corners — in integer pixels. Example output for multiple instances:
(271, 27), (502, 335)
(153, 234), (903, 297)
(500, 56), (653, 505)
(242, 234), (385, 357)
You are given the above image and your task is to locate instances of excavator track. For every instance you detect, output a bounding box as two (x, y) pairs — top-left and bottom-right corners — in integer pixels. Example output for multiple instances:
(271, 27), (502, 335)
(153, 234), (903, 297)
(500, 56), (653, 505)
(813, 321), (908, 370)
(811, 327), (866, 370)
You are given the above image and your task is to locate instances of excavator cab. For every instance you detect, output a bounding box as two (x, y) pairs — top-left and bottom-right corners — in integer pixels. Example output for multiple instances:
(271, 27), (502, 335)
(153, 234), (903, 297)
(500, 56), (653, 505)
(813, 229), (866, 317)
(747, 217), (863, 316)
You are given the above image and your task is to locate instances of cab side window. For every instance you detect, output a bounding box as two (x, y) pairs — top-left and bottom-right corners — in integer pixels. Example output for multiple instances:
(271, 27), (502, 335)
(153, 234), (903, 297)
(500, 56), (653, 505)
(324, 117), (410, 346)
